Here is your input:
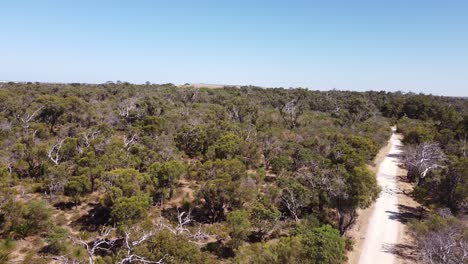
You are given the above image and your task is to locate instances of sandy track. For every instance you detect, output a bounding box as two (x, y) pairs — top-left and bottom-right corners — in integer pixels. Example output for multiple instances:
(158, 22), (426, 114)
(358, 129), (404, 264)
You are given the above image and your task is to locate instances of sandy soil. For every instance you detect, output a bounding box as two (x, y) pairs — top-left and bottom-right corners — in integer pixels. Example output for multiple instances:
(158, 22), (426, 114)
(346, 131), (394, 264)
(393, 134), (422, 264)
(347, 128), (422, 264)
(358, 130), (403, 264)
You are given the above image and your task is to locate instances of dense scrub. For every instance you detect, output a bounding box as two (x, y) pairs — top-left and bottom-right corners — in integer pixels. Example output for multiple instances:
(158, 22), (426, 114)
(0, 82), (465, 263)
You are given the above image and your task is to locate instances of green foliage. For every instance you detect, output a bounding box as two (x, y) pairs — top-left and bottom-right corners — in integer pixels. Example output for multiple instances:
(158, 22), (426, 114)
(329, 134), (380, 168)
(249, 199), (281, 240)
(234, 235), (307, 264)
(175, 125), (213, 158)
(134, 116), (163, 136)
(345, 97), (376, 123)
(235, 225), (345, 264)
(45, 227), (68, 254)
(443, 157), (468, 212)
(226, 209), (252, 249)
(102, 168), (153, 201)
(413, 157), (468, 212)
(348, 165), (380, 209)
(270, 155), (293, 174)
(64, 175), (92, 205)
(134, 229), (215, 264)
(402, 125), (434, 144)
(75, 150), (103, 191)
(36, 95), (67, 132)
(301, 225), (346, 264)
(100, 169), (154, 224)
(402, 96), (439, 121)
(210, 133), (243, 159)
(194, 158), (246, 181)
(347, 135), (378, 162)
(150, 160), (187, 198)
(197, 179), (243, 222)
(111, 194), (151, 224)
(11, 200), (52, 238)
(234, 241), (277, 264)
(290, 215), (321, 236)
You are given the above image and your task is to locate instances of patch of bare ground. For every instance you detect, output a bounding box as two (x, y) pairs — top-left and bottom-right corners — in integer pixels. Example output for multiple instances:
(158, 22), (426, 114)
(8, 236), (43, 264)
(8, 186), (49, 263)
(393, 134), (423, 264)
(162, 179), (197, 209)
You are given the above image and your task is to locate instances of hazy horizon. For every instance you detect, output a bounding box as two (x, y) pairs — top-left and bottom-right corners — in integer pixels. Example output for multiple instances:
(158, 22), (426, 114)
(1, 0), (467, 96)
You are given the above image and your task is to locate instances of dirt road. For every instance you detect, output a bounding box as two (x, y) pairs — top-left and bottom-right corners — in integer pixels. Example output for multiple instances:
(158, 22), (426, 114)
(358, 129), (404, 264)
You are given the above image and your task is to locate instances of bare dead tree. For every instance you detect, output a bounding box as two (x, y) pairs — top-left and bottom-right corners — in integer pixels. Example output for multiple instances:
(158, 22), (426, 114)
(15, 106), (44, 135)
(463, 132), (466, 158)
(281, 188), (306, 222)
(83, 130), (100, 147)
(118, 97), (144, 122)
(157, 209), (192, 235)
(404, 143), (447, 185)
(261, 135), (281, 169)
(299, 166), (358, 235)
(52, 255), (81, 264)
(117, 228), (166, 264)
(69, 228), (115, 264)
(438, 208), (453, 219)
(297, 166), (336, 213)
(124, 133), (138, 150)
(159, 147), (176, 162)
(327, 172), (359, 235)
(48, 138), (65, 165)
(155, 210), (210, 245)
(418, 225), (468, 264)
(179, 89), (198, 105)
(0, 155), (14, 174)
(189, 225), (210, 243)
(227, 104), (240, 122)
(44, 173), (67, 199)
(31, 129), (38, 144)
(175, 208), (192, 234)
(0, 120), (12, 132)
(243, 125), (257, 143)
(118, 98), (138, 118)
(279, 99), (303, 129)
(68, 226), (169, 264)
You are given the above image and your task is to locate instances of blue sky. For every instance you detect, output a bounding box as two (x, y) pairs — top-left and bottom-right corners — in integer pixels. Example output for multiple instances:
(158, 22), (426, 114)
(1, 0), (467, 96)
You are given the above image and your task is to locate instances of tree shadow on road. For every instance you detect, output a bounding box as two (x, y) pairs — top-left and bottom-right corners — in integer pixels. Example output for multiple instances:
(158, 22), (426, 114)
(387, 153), (404, 159)
(383, 243), (420, 263)
(385, 204), (426, 224)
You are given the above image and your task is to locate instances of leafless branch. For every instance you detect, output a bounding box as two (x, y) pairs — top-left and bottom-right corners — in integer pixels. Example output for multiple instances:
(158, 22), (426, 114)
(124, 133), (138, 150)
(83, 130), (100, 147)
(418, 225), (467, 264)
(16, 106), (43, 135)
(69, 227), (115, 264)
(117, 227), (164, 264)
(404, 143), (447, 184)
(281, 188), (305, 222)
(48, 138), (65, 165)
